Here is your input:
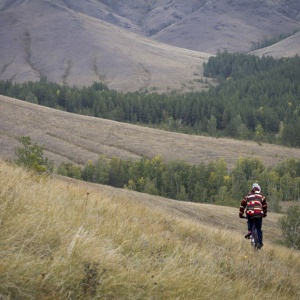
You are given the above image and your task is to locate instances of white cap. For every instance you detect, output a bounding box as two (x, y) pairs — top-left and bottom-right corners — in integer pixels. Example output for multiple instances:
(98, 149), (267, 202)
(252, 183), (261, 192)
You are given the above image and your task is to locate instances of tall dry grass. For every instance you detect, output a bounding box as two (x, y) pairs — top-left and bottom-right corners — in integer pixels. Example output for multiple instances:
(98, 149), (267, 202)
(0, 160), (299, 299)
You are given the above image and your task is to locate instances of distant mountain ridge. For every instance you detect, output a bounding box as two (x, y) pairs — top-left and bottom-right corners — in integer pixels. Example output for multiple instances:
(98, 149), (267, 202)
(0, 0), (300, 91)
(18, 0), (299, 53)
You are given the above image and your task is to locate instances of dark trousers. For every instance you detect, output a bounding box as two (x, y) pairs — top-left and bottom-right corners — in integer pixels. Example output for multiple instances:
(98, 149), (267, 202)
(247, 217), (263, 245)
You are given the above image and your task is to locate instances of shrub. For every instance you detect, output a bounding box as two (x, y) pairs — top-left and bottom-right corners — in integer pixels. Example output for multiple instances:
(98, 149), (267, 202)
(15, 136), (53, 173)
(279, 205), (300, 250)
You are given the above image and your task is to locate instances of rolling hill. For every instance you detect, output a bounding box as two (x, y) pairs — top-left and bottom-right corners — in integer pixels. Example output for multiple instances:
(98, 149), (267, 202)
(250, 30), (300, 58)
(0, 0), (212, 93)
(2, 94), (300, 169)
(150, 0), (300, 54)
(0, 0), (300, 91)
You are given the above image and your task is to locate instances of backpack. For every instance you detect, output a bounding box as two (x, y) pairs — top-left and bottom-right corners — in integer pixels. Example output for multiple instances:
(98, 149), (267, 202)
(246, 193), (264, 218)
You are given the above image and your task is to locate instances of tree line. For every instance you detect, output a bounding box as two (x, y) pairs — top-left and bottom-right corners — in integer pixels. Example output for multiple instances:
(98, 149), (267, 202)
(1, 52), (300, 146)
(14, 136), (300, 211)
(58, 154), (300, 213)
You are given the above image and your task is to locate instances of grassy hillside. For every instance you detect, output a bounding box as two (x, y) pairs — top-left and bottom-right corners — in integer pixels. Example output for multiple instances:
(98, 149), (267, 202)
(1, 160), (299, 299)
(2, 95), (300, 170)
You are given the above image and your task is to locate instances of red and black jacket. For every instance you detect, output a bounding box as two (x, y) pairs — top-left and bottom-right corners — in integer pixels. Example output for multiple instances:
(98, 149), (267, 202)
(239, 191), (267, 218)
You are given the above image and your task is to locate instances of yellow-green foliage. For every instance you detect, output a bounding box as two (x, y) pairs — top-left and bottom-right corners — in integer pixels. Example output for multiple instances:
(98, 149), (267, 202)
(0, 160), (299, 299)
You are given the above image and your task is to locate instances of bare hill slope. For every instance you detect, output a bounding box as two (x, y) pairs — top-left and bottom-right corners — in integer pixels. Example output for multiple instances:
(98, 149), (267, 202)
(151, 0), (300, 54)
(0, 0), (211, 93)
(2, 94), (300, 169)
(250, 31), (300, 58)
(1, 0), (300, 91)
(32, 0), (300, 54)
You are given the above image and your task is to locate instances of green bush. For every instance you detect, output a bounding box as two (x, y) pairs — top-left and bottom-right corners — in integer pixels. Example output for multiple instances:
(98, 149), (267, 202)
(15, 136), (53, 173)
(279, 205), (300, 250)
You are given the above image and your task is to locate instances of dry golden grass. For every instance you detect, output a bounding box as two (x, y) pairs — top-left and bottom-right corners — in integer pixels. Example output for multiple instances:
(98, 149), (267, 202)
(1, 160), (299, 299)
(2, 95), (300, 171)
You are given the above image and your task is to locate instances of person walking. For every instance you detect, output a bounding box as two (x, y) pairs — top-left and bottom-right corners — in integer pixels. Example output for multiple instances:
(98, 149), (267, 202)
(239, 183), (267, 249)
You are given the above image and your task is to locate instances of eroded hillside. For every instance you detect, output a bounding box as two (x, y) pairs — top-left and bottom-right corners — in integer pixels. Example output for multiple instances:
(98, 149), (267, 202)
(0, 0), (300, 91)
